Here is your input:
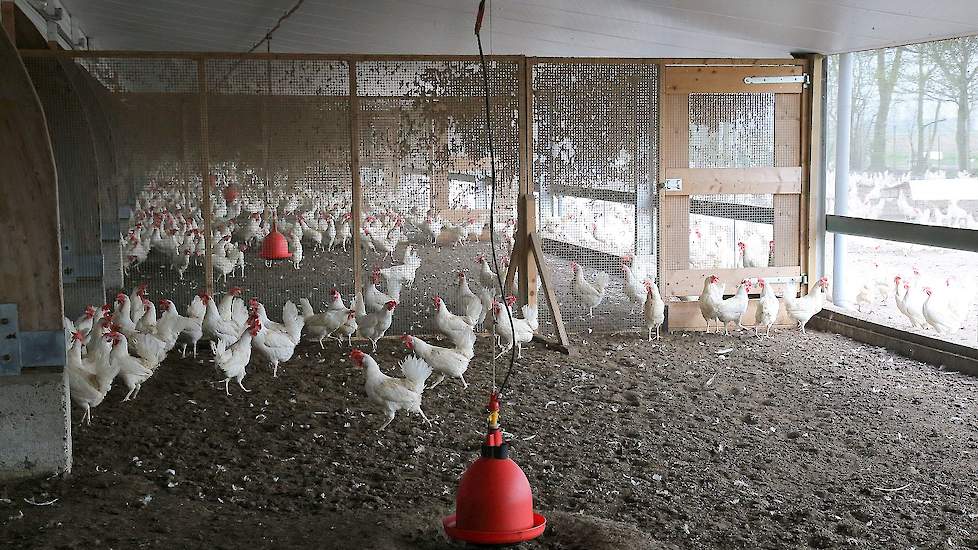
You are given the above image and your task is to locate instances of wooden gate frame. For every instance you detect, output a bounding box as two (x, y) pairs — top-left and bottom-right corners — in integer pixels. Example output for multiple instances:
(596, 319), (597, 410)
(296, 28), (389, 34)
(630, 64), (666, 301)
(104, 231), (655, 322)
(15, 50), (817, 338)
(658, 60), (814, 330)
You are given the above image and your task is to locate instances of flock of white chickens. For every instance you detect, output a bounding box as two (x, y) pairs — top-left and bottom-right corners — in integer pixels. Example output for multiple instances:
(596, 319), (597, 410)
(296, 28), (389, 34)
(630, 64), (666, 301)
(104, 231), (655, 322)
(64, 171), (975, 431)
(64, 174), (543, 430)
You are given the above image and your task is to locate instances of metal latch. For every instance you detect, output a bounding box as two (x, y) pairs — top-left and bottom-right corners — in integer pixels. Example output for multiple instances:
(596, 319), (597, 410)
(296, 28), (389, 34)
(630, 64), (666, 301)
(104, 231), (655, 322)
(663, 178), (682, 191)
(0, 304), (66, 376)
(744, 74), (810, 88)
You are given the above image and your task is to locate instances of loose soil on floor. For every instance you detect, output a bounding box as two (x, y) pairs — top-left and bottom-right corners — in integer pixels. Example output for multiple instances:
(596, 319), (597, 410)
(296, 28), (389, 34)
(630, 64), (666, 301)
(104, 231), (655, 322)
(2, 329), (977, 549)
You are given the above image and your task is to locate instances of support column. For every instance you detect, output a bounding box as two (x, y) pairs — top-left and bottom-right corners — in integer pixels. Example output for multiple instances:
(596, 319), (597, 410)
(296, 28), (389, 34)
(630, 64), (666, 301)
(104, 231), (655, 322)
(348, 60), (363, 297)
(833, 53), (852, 307)
(0, 26), (71, 480)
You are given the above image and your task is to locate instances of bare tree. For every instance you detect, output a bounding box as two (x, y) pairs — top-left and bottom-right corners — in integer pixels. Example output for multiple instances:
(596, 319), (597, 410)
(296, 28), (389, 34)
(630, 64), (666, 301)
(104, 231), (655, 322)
(927, 36), (978, 173)
(869, 47), (904, 171)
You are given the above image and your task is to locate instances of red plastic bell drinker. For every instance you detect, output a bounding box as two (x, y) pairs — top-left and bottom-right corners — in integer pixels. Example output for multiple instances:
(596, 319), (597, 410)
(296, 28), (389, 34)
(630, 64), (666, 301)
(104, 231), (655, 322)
(260, 221), (291, 261)
(223, 185), (238, 203)
(443, 392), (546, 545)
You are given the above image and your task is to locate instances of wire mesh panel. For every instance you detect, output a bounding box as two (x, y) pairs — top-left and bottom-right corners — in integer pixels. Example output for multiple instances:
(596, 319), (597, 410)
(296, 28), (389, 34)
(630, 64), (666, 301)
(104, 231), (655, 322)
(688, 93), (775, 168)
(355, 59), (520, 335)
(204, 57), (354, 315)
(73, 56), (204, 316)
(532, 62), (658, 333)
(22, 56), (107, 315)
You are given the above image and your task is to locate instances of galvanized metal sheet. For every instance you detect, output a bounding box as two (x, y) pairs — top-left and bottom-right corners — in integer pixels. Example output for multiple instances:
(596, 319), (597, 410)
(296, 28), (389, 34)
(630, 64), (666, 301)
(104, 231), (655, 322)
(0, 304), (21, 376)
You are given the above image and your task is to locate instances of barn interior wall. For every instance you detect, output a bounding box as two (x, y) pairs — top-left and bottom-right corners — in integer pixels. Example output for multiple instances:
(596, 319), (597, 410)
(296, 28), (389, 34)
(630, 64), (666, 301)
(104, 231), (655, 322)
(17, 50), (813, 337)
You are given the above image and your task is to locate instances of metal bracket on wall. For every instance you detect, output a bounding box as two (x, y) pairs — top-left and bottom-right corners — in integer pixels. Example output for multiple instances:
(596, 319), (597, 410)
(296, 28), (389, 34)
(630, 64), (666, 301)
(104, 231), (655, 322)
(745, 74), (810, 88)
(0, 304), (66, 376)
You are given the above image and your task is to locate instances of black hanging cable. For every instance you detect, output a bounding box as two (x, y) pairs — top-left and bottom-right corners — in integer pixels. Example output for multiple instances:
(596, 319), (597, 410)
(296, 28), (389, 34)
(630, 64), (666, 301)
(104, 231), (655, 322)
(474, 0), (518, 397)
(214, 0), (306, 89)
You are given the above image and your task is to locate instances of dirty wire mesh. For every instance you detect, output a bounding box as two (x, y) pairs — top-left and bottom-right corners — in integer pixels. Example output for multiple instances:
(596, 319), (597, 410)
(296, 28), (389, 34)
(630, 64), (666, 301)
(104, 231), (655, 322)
(532, 62), (659, 333)
(22, 54), (203, 318)
(356, 60), (520, 335)
(679, 92), (780, 272)
(204, 57), (355, 316)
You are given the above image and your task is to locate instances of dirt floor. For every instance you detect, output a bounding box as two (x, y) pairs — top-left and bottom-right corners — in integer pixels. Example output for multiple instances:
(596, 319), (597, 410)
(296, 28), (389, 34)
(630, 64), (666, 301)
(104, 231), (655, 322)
(2, 326), (977, 549)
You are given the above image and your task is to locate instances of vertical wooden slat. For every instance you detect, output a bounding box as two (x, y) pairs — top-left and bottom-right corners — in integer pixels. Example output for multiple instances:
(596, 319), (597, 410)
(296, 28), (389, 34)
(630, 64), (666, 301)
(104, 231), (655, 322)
(798, 55), (816, 288)
(805, 55), (825, 280)
(1, 1), (14, 44)
(348, 60), (363, 297)
(659, 90), (690, 290)
(197, 59), (214, 295)
(774, 93), (801, 167)
(517, 57), (537, 308)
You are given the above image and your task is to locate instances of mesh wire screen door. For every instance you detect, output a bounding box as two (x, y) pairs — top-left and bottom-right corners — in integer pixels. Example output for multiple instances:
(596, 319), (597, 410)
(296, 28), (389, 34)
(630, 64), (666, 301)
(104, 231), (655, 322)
(204, 57), (354, 315)
(659, 64), (806, 330)
(21, 54), (203, 317)
(355, 59), (520, 335)
(531, 61), (659, 333)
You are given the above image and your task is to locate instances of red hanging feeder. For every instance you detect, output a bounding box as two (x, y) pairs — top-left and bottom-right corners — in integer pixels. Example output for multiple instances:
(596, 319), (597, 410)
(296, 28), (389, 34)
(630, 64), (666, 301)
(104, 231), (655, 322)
(260, 220), (291, 261)
(443, 393), (546, 545)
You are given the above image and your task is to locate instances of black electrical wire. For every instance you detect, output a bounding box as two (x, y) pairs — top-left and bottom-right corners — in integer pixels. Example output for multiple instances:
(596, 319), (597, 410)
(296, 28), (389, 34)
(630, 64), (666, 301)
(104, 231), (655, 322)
(474, 0), (518, 397)
(214, 0), (306, 88)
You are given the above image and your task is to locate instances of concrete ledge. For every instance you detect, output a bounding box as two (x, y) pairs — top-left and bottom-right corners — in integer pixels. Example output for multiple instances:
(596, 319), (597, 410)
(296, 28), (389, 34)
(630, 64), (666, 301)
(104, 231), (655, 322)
(0, 369), (72, 480)
(811, 306), (978, 376)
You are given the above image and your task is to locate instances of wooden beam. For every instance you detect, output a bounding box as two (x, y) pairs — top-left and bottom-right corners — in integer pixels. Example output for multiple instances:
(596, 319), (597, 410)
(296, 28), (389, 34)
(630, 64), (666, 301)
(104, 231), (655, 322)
(197, 59), (214, 295)
(0, 23), (62, 333)
(666, 299), (797, 331)
(803, 55), (823, 286)
(1, 1), (14, 45)
(528, 232), (569, 351)
(348, 60), (363, 297)
(664, 267), (802, 297)
(664, 167), (802, 195)
(517, 57), (537, 309)
(663, 65), (805, 94)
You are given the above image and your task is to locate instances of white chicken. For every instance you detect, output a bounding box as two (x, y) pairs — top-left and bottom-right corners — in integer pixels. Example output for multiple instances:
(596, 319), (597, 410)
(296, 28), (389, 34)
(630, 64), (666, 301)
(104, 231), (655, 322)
(783, 277), (829, 333)
(402, 333), (474, 389)
(356, 299), (397, 352)
(901, 280), (928, 330)
(753, 278), (780, 337)
(433, 295), (476, 346)
(491, 298), (538, 359)
(570, 262), (610, 317)
(922, 278), (975, 335)
(251, 301), (304, 377)
(299, 297), (348, 348)
(201, 292), (244, 347)
(456, 271), (484, 326)
(211, 318), (260, 395)
(716, 280), (752, 335)
(476, 255), (498, 290)
(622, 255), (647, 313)
(106, 331), (157, 401)
(364, 269), (394, 313)
(66, 332), (118, 425)
(698, 275), (725, 333)
(352, 349), (432, 431)
(643, 280), (665, 341)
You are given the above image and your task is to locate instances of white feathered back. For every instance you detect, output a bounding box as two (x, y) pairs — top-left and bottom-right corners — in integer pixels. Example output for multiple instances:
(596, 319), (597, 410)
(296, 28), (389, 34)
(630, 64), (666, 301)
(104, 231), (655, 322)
(399, 355), (432, 394)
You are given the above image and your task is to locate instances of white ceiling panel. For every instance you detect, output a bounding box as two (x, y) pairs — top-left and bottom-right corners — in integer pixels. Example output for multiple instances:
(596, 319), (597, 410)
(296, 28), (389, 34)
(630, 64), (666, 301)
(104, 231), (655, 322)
(56, 0), (978, 56)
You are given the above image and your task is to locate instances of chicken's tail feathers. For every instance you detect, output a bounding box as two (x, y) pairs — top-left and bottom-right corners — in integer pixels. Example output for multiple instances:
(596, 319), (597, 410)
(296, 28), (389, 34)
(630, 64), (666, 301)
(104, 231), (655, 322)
(298, 297), (315, 319)
(400, 355), (432, 393)
(521, 304), (539, 331)
(594, 271), (611, 293)
(283, 300), (299, 323)
(455, 328), (477, 353)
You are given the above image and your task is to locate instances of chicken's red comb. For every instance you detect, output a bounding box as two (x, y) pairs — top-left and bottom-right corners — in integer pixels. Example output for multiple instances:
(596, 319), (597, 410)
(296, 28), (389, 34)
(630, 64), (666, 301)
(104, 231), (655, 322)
(350, 349), (366, 363)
